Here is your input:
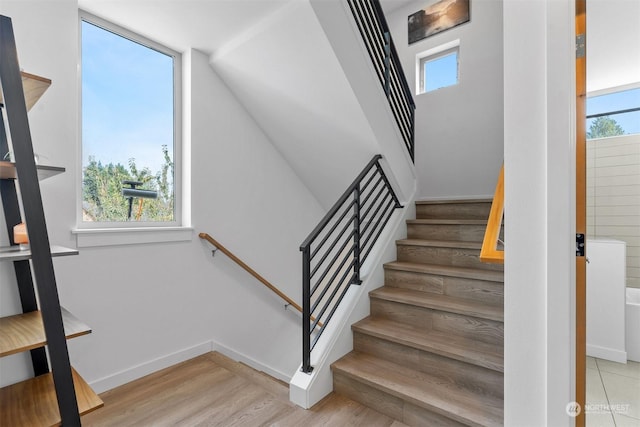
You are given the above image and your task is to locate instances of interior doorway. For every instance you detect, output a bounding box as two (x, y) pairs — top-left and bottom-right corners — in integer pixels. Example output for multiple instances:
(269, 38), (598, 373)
(576, 2), (586, 426)
(581, 0), (640, 425)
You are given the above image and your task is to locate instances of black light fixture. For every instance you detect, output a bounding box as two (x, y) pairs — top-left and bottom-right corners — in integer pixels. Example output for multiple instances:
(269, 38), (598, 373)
(122, 180), (157, 220)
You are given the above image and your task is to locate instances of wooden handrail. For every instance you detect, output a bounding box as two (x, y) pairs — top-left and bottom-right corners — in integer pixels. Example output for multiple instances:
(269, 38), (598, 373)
(198, 233), (321, 326)
(480, 165), (505, 264)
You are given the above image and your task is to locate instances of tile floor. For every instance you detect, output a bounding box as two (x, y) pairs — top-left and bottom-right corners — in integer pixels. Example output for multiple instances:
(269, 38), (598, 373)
(586, 357), (640, 426)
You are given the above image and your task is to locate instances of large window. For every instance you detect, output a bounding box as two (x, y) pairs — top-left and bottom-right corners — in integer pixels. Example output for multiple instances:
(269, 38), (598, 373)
(80, 13), (181, 226)
(586, 86), (640, 139)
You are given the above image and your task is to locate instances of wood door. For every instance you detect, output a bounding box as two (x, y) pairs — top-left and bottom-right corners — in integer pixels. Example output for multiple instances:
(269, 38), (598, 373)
(576, 0), (587, 425)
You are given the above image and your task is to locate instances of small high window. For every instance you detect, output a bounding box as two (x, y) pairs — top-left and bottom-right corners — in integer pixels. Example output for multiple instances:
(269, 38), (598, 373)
(416, 40), (460, 94)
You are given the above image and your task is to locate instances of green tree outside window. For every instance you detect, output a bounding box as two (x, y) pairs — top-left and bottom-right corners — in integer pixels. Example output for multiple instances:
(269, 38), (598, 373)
(587, 116), (625, 139)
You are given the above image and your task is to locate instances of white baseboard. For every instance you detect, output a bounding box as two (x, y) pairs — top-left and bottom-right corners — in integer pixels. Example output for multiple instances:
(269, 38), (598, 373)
(87, 337), (296, 395)
(587, 344), (627, 364)
(211, 341), (291, 383)
(88, 340), (293, 394)
(89, 341), (214, 394)
(416, 194), (494, 202)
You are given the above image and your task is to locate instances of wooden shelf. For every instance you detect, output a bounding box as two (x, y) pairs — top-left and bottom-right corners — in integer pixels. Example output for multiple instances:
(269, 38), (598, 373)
(0, 71), (51, 111)
(1, 24), (91, 425)
(0, 245), (78, 262)
(0, 368), (103, 426)
(0, 307), (91, 357)
(0, 161), (64, 180)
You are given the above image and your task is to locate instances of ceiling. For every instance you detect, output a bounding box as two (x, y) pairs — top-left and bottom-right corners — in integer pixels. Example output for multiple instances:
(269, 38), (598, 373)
(378, 0), (414, 15)
(78, 0), (639, 93)
(78, 0), (416, 56)
(78, 0), (290, 55)
(380, 0), (416, 15)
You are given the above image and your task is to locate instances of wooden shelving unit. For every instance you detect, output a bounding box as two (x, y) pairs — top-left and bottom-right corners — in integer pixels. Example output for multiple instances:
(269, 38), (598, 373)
(0, 70), (51, 112)
(0, 369), (103, 427)
(0, 14), (102, 425)
(0, 161), (65, 180)
(0, 245), (78, 261)
(0, 308), (91, 357)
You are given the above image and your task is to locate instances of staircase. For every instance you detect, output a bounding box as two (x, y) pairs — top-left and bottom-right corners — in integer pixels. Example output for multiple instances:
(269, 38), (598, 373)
(331, 199), (504, 426)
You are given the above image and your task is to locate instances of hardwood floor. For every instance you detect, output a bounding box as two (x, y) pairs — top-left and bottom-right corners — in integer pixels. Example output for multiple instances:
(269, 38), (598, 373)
(82, 352), (407, 426)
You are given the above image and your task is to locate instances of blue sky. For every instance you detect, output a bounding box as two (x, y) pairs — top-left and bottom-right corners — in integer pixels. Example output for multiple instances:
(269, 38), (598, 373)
(425, 51), (458, 92)
(587, 87), (640, 135)
(81, 20), (174, 175)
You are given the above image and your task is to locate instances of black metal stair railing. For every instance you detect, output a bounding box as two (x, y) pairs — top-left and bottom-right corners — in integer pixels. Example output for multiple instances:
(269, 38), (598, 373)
(300, 155), (402, 373)
(348, 0), (416, 162)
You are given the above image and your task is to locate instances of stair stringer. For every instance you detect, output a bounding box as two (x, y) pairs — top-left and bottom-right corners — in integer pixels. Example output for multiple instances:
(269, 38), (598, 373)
(289, 194), (416, 409)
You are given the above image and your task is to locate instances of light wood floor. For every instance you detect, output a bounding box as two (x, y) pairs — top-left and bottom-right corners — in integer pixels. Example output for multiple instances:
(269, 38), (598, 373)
(82, 352), (407, 426)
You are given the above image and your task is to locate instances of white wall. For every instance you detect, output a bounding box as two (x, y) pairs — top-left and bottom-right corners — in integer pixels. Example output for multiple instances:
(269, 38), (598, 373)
(384, 0), (504, 200)
(586, 0), (640, 93)
(503, 0), (576, 425)
(310, 0), (417, 203)
(587, 134), (640, 288)
(210, 1), (382, 210)
(187, 48), (325, 378)
(0, 0), (325, 391)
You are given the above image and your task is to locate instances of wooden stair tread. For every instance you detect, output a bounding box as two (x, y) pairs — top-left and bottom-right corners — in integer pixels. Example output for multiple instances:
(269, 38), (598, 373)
(0, 367), (103, 426)
(407, 219), (488, 225)
(370, 287), (504, 322)
(353, 317), (503, 372)
(332, 352), (503, 427)
(397, 238), (482, 250)
(0, 308), (91, 357)
(416, 199), (492, 205)
(384, 261), (504, 282)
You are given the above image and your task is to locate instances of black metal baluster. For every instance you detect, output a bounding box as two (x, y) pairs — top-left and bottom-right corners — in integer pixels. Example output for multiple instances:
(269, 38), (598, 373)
(299, 155), (403, 373)
(376, 161), (403, 208)
(384, 31), (391, 97)
(302, 246), (312, 373)
(353, 185), (362, 285)
(348, 0), (416, 162)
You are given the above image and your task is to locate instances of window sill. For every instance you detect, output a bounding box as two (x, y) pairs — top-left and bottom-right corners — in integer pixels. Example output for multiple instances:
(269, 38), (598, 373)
(72, 226), (193, 248)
